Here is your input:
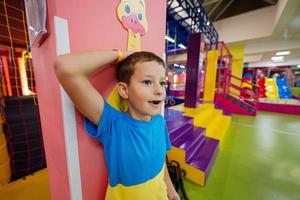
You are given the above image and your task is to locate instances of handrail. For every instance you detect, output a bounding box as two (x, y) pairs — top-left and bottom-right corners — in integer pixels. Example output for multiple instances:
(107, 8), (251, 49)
(215, 41), (259, 113)
(226, 73), (259, 110)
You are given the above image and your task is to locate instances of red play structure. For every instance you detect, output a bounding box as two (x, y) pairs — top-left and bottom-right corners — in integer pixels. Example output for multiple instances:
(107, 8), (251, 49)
(214, 42), (260, 116)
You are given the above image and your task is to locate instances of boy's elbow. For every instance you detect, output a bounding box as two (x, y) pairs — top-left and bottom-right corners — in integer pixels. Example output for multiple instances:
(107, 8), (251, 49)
(54, 56), (70, 78)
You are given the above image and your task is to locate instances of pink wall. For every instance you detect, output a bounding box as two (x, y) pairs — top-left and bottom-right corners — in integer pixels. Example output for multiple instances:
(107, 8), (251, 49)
(31, 0), (166, 199)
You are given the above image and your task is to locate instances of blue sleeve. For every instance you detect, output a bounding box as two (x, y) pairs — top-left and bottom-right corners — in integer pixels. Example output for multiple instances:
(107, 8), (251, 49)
(165, 122), (172, 151)
(83, 100), (118, 143)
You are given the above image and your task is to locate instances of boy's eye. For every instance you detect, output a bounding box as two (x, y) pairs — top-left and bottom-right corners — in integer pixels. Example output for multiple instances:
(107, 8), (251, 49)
(143, 80), (152, 85)
(160, 81), (166, 86)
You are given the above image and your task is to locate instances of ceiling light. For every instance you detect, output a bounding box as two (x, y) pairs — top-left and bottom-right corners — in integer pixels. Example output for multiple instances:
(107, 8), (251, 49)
(271, 56), (284, 62)
(165, 36), (175, 43)
(276, 51), (290, 56)
(174, 64), (179, 67)
(273, 60), (285, 63)
(179, 65), (185, 68)
(178, 43), (186, 49)
(297, 65), (300, 68)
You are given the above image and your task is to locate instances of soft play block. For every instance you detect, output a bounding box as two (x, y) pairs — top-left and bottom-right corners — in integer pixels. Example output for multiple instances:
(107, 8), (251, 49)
(0, 168), (50, 200)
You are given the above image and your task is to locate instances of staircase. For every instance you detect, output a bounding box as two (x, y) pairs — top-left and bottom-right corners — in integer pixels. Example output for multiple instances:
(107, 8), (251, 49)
(165, 103), (231, 186)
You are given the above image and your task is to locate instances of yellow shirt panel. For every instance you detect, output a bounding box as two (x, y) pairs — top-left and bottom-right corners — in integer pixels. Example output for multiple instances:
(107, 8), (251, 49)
(105, 165), (168, 200)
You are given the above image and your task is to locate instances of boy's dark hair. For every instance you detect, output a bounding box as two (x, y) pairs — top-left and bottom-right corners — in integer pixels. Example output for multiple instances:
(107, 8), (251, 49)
(117, 51), (166, 84)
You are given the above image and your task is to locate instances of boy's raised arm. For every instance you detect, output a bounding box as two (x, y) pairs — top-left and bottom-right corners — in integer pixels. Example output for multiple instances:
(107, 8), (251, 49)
(54, 51), (119, 125)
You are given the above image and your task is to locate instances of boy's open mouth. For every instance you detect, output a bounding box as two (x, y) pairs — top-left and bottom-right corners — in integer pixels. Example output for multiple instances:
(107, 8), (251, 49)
(149, 100), (161, 105)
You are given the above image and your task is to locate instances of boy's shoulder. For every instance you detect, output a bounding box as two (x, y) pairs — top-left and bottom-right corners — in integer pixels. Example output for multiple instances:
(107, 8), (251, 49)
(152, 114), (166, 125)
(153, 114), (164, 120)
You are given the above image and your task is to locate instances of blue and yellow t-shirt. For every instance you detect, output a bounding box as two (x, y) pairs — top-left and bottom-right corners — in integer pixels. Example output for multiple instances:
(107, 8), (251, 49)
(84, 101), (171, 200)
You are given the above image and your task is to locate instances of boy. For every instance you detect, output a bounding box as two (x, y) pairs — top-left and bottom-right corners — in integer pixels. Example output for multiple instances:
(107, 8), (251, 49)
(54, 50), (180, 200)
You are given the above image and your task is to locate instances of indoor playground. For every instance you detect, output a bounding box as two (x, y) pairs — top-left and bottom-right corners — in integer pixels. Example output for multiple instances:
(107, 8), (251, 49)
(242, 66), (300, 114)
(1, 1), (300, 200)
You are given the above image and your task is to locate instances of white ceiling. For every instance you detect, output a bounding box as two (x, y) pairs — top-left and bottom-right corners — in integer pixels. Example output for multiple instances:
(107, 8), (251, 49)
(214, 0), (300, 67)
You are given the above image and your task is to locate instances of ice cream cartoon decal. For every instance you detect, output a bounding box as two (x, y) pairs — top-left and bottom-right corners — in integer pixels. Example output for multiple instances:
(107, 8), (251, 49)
(117, 0), (148, 51)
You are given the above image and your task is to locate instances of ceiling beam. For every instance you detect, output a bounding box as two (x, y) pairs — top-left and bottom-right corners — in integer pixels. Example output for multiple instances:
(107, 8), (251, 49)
(203, 0), (220, 7)
(166, 0), (219, 48)
(214, 0), (234, 21)
(208, 0), (224, 16)
(262, 0), (276, 5)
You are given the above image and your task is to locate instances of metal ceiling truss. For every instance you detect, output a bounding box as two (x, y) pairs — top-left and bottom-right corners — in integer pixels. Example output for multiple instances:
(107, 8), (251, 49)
(166, 0), (218, 50)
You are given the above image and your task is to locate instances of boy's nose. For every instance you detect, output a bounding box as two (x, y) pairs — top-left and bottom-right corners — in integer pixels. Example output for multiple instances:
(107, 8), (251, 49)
(153, 84), (164, 96)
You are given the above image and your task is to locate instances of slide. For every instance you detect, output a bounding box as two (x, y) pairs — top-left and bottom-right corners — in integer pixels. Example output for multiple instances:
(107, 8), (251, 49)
(265, 78), (279, 99)
(276, 77), (292, 99)
(258, 78), (266, 98)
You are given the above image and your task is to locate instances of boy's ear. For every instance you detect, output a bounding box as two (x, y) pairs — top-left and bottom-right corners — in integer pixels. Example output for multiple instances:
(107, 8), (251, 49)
(117, 82), (128, 99)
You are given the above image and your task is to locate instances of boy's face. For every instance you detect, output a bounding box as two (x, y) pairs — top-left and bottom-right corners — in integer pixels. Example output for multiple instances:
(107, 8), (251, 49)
(119, 60), (166, 121)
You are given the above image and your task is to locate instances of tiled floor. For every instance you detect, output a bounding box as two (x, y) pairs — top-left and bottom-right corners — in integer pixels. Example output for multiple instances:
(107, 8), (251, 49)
(183, 111), (300, 200)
